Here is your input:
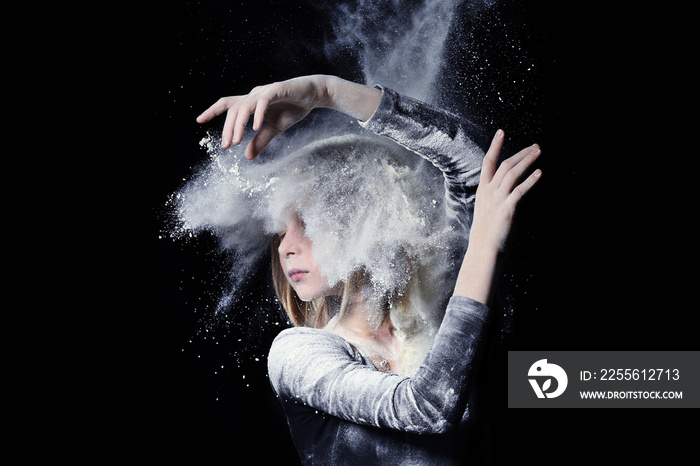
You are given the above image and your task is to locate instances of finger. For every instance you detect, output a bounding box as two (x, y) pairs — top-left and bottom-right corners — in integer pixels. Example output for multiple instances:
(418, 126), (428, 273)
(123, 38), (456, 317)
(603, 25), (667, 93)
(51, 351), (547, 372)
(245, 125), (281, 160)
(253, 96), (271, 131)
(233, 103), (255, 146)
(253, 83), (287, 130)
(492, 143), (540, 190)
(197, 97), (234, 123)
(221, 107), (237, 148)
(506, 169), (542, 206)
(480, 129), (504, 184)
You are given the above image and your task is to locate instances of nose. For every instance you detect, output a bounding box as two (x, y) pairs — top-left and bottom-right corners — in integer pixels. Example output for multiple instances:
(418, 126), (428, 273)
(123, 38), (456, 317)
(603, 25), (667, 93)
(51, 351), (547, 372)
(278, 230), (297, 258)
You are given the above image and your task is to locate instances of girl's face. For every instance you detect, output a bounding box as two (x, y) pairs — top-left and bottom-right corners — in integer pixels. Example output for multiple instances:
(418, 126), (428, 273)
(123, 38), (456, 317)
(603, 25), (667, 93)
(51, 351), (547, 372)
(277, 210), (332, 301)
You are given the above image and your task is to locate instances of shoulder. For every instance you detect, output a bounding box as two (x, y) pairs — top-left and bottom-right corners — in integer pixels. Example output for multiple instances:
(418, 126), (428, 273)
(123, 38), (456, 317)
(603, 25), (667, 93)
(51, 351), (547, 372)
(267, 327), (363, 394)
(269, 326), (354, 354)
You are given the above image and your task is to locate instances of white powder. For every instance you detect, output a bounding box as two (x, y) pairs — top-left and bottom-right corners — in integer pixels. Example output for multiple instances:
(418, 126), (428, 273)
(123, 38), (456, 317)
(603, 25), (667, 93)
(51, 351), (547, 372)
(169, 131), (458, 373)
(165, 0), (496, 373)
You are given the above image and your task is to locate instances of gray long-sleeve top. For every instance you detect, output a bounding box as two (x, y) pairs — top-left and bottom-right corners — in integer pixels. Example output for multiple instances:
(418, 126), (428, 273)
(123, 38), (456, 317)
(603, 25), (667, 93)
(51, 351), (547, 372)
(267, 86), (489, 465)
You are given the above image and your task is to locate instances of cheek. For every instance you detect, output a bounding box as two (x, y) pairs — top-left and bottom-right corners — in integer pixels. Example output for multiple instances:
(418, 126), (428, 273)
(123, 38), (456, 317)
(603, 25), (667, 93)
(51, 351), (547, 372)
(293, 270), (331, 301)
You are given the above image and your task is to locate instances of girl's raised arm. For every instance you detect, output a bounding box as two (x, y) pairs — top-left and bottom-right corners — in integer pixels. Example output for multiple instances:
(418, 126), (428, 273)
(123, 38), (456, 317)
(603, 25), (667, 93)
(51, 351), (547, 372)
(453, 130), (541, 304)
(197, 75), (381, 160)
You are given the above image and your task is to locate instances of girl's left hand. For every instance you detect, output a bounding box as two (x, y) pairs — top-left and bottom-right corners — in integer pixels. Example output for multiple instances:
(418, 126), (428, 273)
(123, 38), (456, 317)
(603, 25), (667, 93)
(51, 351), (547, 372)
(453, 130), (542, 303)
(469, 130), (542, 252)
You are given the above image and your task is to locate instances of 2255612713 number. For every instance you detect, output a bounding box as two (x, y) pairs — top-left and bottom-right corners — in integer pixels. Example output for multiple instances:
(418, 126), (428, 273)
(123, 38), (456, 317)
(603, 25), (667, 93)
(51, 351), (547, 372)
(598, 368), (680, 381)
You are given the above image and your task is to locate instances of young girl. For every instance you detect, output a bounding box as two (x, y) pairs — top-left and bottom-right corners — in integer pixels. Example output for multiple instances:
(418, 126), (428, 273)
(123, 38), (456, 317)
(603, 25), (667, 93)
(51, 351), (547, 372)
(196, 75), (541, 464)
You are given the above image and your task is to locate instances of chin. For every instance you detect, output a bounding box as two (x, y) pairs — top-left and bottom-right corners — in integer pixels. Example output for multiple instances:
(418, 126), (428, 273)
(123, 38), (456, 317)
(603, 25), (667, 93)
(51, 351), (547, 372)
(297, 292), (323, 303)
(292, 278), (335, 302)
(293, 286), (323, 302)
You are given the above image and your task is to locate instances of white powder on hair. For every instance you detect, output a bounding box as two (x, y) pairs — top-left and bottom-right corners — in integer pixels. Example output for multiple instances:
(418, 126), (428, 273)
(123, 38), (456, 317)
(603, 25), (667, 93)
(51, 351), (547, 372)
(168, 131), (457, 373)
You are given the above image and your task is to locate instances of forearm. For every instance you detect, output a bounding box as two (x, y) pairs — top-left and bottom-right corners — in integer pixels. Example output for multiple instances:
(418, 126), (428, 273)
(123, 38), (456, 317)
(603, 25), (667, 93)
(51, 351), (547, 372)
(452, 239), (500, 305)
(319, 75), (382, 122)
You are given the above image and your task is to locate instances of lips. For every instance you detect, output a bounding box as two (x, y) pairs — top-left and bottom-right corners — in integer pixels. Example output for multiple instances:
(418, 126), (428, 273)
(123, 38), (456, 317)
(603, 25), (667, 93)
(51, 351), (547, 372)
(288, 268), (309, 283)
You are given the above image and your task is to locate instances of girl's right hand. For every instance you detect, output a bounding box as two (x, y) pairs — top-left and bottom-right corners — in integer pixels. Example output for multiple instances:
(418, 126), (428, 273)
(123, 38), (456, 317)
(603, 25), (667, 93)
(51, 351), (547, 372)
(197, 75), (333, 159)
(196, 75), (381, 160)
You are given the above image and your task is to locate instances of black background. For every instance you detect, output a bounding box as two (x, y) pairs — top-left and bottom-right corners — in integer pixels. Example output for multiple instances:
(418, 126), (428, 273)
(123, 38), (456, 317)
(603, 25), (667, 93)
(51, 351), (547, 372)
(151, 1), (694, 464)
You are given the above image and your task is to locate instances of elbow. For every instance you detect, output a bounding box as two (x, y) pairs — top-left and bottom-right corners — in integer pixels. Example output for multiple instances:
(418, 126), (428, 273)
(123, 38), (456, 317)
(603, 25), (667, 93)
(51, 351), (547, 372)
(399, 416), (455, 435)
(426, 400), (475, 434)
(409, 412), (460, 435)
(427, 406), (466, 434)
(426, 417), (456, 435)
(407, 386), (468, 435)
(406, 402), (464, 435)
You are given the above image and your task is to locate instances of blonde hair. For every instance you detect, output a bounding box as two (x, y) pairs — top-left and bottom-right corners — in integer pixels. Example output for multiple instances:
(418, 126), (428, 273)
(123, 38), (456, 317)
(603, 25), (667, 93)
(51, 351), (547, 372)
(265, 134), (425, 328)
(271, 234), (412, 328)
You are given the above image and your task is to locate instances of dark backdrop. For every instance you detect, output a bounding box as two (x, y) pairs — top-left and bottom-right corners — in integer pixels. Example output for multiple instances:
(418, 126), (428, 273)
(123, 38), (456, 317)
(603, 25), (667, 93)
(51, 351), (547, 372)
(151, 1), (693, 464)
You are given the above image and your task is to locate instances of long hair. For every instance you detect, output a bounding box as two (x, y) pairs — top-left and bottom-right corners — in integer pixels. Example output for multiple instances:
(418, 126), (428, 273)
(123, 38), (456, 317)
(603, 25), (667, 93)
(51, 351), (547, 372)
(271, 233), (413, 328)
(264, 134), (432, 330)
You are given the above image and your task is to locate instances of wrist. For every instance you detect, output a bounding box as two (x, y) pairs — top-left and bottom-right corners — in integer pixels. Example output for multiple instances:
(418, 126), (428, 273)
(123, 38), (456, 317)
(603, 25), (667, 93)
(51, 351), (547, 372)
(453, 240), (500, 304)
(321, 75), (381, 121)
(464, 241), (500, 271)
(467, 228), (503, 257)
(313, 74), (335, 108)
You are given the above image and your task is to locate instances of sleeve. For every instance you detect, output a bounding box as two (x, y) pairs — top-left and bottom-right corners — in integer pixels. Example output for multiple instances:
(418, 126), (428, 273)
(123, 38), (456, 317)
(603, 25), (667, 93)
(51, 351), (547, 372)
(267, 295), (489, 434)
(359, 85), (488, 234)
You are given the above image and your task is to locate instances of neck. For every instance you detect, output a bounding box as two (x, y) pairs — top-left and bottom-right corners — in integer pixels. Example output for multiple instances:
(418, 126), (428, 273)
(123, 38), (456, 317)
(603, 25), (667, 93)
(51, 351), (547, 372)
(336, 297), (401, 374)
(340, 298), (392, 338)
(324, 292), (401, 374)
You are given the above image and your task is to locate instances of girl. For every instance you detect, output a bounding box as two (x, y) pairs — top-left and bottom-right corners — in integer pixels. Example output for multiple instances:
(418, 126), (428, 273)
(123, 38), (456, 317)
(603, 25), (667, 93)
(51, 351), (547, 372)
(196, 74), (541, 464)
